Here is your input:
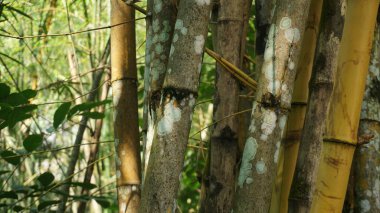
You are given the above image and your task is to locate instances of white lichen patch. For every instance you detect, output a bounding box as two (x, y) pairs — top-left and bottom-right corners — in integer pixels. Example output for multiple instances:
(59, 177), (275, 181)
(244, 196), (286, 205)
(188, 94), (195, 107)
(285, 28), (301, 43)
(260, 109), (277, 141)
(288, 61), (295, 70)
(155, 43), (163, 54)
(116, 170), (121, 178)
(256, 159), (267, 174)
(267, 80), (280, 93)
(238, 137), (258, 188)
(174, 19), (188, 35)
(262, 24), (276, 94)
(194, 35), (205, 54)
(195, 0), (210, 6)
(157, 100), (182, 136)
(154, 0), (162, 13)
(173, 33), (179, 43)
(360, 199), (371, 212)
(170, 45), (175, 57)
(274, 141), (281, 163)
(280, 17), (292, 30)
(159, 31), (169, 42)
(153, 19), (160, 33)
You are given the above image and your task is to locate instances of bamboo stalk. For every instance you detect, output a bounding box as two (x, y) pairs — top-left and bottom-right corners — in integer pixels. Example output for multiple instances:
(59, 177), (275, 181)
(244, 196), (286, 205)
(269, 1), (323, 212)
(233, 0), (313, 211)
(311, 1), (379, 212)
(353, 20), (380, 213)
(141, 0), (177, 180)
(288, 1), (346, 211)
(140, 0), (212, 211)
(111, 1), (141, 212)
(199, 0), (247, 211)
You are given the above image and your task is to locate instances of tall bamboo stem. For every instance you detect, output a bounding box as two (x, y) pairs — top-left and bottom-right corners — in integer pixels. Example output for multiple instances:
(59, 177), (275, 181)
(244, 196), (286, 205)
(353, 20), (380, 213)
(288, 1), (346, 211)
(233, 0), (312, 211)
(270, 1), (323, 212)
(200, 0), (246, 211)
(311, 1), (379, 212)
(111, 1), (141, 212)
(139, 0), (211, 211)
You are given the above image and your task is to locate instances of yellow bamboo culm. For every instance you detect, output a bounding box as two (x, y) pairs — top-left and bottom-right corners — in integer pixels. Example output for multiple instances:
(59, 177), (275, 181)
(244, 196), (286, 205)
(269, 0), (323, 212)
(205, 48), (257, 90)
(311, 1), (379, 212)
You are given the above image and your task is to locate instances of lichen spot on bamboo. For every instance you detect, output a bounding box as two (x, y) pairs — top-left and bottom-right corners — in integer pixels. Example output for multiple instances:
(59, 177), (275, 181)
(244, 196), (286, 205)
(155, 43), (163, 54)
(157, 99), (182, 136)
(188, 94), (195, 107)
(280, 17), (292, 30)
(194, 35), (205, 55)
(154, 0), (162, 13)
(159, 30), (169, 42)
(256, 159), (267, 174)
(288, 61), (295, 70)
(285, 28), (301, 43)
(173, 33), (179, 43)
(175, 19), (188, 35)
(170, 45), (175, 57)
(116, 170), (121, 178)
(153, 19), (160, 33)
(274, 141), (281, 163)
(195, 0), (210, 6)
(238, 137), (258, 188)
(360, 199), (371, 212)
(260, 109), (277, 141)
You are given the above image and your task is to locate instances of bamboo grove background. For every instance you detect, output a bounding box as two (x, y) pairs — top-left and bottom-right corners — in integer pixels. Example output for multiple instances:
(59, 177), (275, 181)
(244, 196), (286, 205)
(0, 0), (379, 212)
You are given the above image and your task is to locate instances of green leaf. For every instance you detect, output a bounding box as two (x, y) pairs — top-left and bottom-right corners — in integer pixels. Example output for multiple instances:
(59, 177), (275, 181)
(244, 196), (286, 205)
(68, 100), (111, 118)
(0, 170), (10, 176)
(53, 102), (71, 129)
(0, 150), (20, 165)
(94, 196), (110, 208)
(37, 172), (54, 187)
(0, 83), (10, 99)
(19, 89), (37, 100)
(5, 5), (33, 20)
(0, 191), (18, 199)
(37, 200), (60, 211)
(12, 205), (24, 212)
(81, 112), (105, 119)
(23, 134), (43, 152)
(69, 182), (97, 190)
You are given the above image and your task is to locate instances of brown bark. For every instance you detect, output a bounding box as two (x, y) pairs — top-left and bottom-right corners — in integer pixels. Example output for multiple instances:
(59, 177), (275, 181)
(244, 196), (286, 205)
(111, 1), (141, 212)
(233, 0), (312, 211)
(353, 20), (380, 213)
(199, 0), (246, 212)
(141, 0), (177, 178)
(140, 0), (211, 212)
(288, 1), (346, 211)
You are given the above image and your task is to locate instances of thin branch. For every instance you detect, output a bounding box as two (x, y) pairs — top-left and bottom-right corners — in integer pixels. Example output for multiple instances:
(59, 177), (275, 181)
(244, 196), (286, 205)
(0, 17), (146, 39)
